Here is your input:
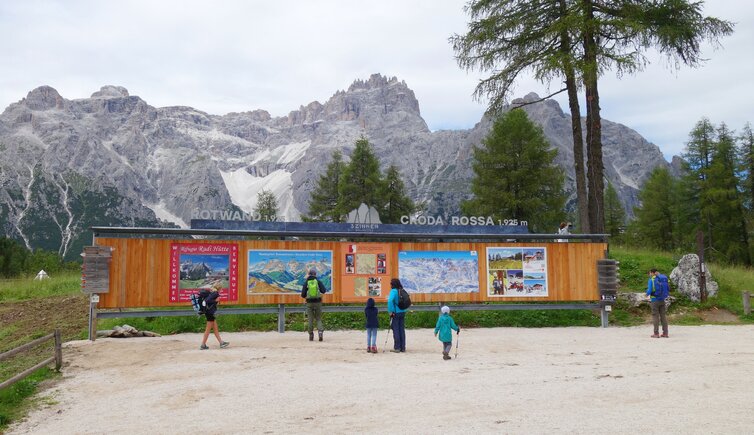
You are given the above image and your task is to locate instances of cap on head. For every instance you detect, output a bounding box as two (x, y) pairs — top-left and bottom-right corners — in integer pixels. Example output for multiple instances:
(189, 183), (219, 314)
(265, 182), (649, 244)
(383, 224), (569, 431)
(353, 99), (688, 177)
(441, 305), (450, 314)
(308, 268), (317, 276)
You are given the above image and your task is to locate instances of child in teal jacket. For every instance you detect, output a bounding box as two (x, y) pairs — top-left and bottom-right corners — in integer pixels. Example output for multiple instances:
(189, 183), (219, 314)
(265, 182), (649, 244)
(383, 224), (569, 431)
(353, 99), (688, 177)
(434, 305), (460, 360)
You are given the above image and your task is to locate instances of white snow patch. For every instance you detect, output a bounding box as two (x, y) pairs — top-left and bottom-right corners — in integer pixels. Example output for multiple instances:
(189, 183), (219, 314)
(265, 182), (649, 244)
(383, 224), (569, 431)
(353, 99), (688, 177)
(179, 126), (257, 147)
(276, 140), (311, 165)
(220, 168), (300, 221)
(250, 141), (311, 166)
(146, 202), (188, 228)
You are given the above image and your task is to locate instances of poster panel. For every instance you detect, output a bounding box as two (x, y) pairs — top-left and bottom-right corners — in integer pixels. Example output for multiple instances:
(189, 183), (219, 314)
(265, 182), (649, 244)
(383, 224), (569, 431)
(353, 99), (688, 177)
(487, 247), (548, 297)
(398, 250), (479, 293)
(247, 250), (332, 295)
(340, 243), (390, 301)
(169, 243), (239, 302)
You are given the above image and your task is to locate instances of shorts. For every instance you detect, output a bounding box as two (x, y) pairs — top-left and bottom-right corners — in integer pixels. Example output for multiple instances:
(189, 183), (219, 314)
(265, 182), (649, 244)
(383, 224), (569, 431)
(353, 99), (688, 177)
(205, 312), (216, 322)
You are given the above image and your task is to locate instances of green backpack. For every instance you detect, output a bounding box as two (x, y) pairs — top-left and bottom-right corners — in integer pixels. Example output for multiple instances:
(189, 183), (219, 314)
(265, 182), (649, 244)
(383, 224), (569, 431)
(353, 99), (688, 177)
(307, 279), (321, 298)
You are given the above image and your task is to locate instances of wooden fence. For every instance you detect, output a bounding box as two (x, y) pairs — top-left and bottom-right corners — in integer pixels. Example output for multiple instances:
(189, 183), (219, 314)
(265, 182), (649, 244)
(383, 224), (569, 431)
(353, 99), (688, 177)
(0, 330), (62, 390)
(744, 291), (752, 315)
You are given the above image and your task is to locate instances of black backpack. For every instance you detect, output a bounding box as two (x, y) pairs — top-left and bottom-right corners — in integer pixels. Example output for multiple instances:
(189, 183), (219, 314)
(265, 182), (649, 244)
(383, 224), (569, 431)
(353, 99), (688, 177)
(190, 289), (211, 315)
(397, 287), (412, 310)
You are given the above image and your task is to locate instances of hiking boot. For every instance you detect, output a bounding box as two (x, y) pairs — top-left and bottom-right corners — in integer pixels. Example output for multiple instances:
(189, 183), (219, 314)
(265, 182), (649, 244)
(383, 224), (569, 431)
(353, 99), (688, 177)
(309, 332), (314, 341)
(661, 334), (669, 338)
(220, 341), (229, 348)
(443, 352), (451, 360)
(318, 331), (323, 342)
(372, 346), (378, 353)
(200, 344), (209, 350)
(390, 349), (401, 353)
(367, 347), (372, 353)
(650, 334), (660, 338)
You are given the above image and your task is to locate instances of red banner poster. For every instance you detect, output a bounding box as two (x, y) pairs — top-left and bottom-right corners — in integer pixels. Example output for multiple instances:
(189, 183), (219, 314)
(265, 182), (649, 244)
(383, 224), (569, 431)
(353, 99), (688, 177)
(169, 243), (239, 303)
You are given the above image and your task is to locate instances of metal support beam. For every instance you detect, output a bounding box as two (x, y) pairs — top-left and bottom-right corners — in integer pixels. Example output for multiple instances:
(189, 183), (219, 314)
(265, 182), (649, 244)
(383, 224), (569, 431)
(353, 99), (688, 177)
(277, 304), (285, 333)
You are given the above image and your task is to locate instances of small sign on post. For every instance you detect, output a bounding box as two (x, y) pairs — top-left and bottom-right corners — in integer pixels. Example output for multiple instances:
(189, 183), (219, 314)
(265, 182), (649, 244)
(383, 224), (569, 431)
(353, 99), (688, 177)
(81, 246), (113, 294)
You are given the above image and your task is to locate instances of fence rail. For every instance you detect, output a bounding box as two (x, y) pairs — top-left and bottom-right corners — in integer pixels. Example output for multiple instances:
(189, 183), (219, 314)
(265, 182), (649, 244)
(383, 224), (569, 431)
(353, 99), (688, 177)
(744, 291), (752, 315)
(0, 329), (62, 390)
(93, 302), (604, 338)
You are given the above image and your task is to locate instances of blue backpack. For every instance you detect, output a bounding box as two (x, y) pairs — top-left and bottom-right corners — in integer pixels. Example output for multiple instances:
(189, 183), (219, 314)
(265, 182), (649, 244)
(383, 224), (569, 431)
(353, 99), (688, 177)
(652, 274), (670, 299)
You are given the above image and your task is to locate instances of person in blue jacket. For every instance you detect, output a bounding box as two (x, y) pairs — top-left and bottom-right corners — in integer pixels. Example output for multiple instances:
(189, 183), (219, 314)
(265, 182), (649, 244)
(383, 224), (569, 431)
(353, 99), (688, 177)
(387, 278), (407, 352)
(646, 268), (669, 338)
(434, 305), (460, 360)
(364, 297), (379, 353)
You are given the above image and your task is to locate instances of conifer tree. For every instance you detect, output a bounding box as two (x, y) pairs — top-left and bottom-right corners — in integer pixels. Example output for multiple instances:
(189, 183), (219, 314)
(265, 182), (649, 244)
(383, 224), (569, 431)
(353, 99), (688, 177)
(631, 166), (676, 251)
(739, 123), (754, 215)
(380, 165), (415, 224)
(253, 189), (278, 222)
(304, 150), (346, 222)
(702, 124), (750, 264)
(339, 137), (383, 216)
(604, 181), (625, 239)
(461, 109), (566, 232)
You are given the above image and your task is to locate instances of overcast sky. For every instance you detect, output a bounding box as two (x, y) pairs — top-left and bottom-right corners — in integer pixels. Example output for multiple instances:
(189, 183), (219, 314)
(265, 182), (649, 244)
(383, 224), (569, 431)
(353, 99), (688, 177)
(1, 0), (751, 159)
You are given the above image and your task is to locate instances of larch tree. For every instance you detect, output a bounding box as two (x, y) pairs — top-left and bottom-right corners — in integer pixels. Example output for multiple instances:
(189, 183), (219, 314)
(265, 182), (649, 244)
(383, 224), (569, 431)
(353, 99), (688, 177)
(702, 123), (750, 264)
(339, 137), (384, 216)
(253, 189), (278, 222)
(630, 166), (676, 251)
(461, 109), (566, 233)
(452, 0), (733, 234)
(304, 150), (346, 222)
(604, 181), (625, 238)
(380, 165), (415, 224)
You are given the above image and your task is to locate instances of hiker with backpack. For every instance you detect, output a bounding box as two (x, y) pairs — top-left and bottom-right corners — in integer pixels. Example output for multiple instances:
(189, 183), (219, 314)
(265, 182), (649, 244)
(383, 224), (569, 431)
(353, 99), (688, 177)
(364, 297), (379, 353)
(387, 278), (409, 352)
(199, 282), (230, 350)
(646, 268), (670, 338)
(301, 268), (328, 342)
(434, 305), (460, 360)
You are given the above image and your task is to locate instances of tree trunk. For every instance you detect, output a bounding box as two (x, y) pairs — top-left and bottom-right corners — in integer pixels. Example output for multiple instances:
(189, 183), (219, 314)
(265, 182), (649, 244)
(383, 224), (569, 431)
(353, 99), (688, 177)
(559, 0), (590, 233)
(583, 0), (605, 234)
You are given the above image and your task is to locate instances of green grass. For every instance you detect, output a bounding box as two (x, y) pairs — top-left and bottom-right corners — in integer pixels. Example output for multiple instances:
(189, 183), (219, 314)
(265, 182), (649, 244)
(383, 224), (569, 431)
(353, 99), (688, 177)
(0, 368), (59, 430)
(0, 271), (82, 302)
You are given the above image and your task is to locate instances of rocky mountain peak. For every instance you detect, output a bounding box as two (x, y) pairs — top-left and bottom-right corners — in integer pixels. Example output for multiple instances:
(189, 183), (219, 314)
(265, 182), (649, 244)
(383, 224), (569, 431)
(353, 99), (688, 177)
(347, 73), (402, 91)
(22, 85), (65, 111)
(91, 85), (130, 99)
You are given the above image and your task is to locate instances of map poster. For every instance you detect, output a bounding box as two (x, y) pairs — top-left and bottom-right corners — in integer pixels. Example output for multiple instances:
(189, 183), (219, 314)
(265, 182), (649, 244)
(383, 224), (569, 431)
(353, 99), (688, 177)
(169, 243), (238, 303)
(398, 251), (479, 293)
(487, 247), (548, 297)
(340, 243), (391, 302)
(247, 250), (332, 295)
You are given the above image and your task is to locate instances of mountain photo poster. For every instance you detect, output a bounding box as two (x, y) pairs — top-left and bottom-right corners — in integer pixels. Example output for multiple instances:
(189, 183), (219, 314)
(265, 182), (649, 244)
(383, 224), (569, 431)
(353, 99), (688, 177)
(487, 247), (548, 297)
(247, 250), (332, 295)
(169, 243), (239, 302)
(398, 251), (479, 293)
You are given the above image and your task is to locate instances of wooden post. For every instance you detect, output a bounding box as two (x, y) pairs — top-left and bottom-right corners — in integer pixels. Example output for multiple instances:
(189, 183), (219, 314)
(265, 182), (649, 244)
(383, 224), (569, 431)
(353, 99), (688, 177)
(696, 231), (707, 303)
(54, 329), (62, 371)
(744, 291), (752, 315)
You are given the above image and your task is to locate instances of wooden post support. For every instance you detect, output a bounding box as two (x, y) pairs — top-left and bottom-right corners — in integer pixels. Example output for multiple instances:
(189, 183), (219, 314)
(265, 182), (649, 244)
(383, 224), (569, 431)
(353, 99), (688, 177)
(54, 329), (62, 371)
(88, 298), (98, 341)
(277, 304), (286, 333)
(744, 291), (752, 315)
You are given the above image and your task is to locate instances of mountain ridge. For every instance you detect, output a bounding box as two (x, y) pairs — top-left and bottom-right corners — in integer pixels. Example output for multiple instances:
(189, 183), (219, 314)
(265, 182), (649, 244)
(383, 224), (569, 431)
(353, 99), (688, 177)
(0, 74), (668, 259)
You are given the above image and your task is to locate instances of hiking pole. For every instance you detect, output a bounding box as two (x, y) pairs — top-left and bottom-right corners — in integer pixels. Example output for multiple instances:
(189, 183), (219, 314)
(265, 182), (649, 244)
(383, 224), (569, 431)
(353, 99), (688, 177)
(383, 317), (392, 353)
(454, 330), (460, 359)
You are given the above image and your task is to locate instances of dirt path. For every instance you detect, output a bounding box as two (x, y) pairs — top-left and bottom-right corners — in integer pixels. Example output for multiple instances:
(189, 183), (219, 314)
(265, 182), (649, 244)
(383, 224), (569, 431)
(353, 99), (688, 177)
(8, 325), (754, 434)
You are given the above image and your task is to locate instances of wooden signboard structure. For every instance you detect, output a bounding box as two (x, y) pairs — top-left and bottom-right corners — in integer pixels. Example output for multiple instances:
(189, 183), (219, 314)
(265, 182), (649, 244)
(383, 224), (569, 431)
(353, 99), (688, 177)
(86, 222), (609, 309)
